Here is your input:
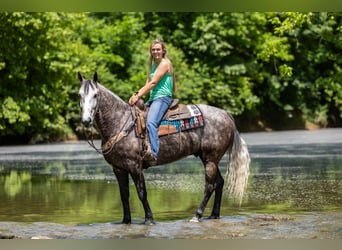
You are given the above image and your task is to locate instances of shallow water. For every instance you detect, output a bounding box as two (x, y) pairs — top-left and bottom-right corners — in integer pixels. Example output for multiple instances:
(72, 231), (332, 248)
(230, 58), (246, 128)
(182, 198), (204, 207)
(0, 129), (341, 239)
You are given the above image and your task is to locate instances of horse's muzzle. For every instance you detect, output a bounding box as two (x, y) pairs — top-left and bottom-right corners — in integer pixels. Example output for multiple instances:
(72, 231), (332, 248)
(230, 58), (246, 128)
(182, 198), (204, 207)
(82, 117), (93, 127)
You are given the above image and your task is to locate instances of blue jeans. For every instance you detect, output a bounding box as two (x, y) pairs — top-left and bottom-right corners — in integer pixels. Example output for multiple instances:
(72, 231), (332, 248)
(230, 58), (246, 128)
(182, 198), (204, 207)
(146, 96), (173, 157)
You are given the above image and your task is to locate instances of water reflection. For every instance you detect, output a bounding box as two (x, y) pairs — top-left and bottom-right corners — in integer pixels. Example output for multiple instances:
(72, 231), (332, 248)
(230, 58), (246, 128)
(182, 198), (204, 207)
(246, 143), (342, 213)
(0, 141), (341, 225)
(3, 171), (31, 198)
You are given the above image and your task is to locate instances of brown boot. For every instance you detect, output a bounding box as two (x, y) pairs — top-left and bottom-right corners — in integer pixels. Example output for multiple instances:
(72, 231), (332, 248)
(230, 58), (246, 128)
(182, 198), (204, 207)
(143, 142), (157, 165)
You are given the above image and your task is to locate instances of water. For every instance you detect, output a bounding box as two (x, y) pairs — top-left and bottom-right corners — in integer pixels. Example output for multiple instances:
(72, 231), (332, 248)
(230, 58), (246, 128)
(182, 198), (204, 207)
(0, 129), (341, 239)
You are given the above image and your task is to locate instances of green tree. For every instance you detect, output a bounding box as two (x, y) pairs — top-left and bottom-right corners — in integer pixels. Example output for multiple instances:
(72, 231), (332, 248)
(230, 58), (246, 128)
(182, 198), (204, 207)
(294, 12), (342, 127)
(0, 13), (89, 142)
(1, 12), (341, 144)
(259, 12), (342, 128)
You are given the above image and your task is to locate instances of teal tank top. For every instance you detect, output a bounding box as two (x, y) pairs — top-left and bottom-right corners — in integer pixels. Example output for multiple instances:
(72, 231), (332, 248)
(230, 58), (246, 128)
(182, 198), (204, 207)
(149, 62), (173, 101)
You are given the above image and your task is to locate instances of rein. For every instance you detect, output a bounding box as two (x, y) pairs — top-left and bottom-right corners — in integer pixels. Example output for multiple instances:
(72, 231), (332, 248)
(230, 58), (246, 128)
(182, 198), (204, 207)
(84, 100), (136, 156)
(101, 108), (136, 154)
(84, 127), (103, 154)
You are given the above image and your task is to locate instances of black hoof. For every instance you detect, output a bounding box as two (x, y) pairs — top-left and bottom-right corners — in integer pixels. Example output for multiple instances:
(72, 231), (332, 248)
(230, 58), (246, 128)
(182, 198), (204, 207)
(208, 215), (220, 219)
(122, 219), (131, 224)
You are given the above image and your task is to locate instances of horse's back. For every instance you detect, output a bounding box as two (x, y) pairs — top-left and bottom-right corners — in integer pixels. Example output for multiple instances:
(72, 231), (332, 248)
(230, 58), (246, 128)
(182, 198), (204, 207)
(197, 104), (235, 132)
(158, 104), (235, 164)
(197, 104), (235, 151)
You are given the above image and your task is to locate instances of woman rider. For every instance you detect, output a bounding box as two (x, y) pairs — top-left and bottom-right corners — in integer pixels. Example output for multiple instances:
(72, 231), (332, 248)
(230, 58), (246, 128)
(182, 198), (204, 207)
(129, 39), (176, 163)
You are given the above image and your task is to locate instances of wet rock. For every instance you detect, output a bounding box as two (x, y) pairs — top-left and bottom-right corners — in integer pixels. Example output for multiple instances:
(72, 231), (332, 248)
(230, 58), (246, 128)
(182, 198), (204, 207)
(0, 234), (15, 239)
(253, 215), (295, 222)
(31, 236), (53, 239)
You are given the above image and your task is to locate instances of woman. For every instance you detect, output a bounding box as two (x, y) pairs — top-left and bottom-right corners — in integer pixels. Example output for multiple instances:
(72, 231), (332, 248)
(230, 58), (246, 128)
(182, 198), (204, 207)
(129, 39), (176, 163)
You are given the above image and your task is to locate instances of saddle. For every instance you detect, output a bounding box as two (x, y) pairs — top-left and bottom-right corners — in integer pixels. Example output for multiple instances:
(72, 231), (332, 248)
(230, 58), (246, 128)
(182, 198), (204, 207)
(134, 99), (204, 139)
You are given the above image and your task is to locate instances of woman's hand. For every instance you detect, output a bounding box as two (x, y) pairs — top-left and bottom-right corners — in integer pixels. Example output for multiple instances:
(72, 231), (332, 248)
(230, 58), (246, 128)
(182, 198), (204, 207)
(129, 93), (140, 106)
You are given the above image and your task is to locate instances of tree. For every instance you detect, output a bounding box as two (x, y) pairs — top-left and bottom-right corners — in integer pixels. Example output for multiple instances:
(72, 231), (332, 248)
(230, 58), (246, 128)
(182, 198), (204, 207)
(0, 13), (90, 142)
(1, 12), (341, 144)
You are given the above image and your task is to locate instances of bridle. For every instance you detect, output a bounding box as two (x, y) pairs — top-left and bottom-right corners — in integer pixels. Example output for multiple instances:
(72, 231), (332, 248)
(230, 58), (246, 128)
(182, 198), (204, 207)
(82, 91), (136, 155)
(82, 89), (102, 154)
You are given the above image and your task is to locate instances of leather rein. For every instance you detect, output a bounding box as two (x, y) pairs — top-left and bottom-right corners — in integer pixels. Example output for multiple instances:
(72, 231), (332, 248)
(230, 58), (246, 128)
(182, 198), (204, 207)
(83, 95), (136, 155)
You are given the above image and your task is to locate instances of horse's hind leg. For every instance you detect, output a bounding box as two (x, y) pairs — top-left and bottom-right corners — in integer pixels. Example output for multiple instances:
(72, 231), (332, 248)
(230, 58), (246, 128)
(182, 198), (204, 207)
(209, 169), (224, 219)
(191, 161), (223, 222)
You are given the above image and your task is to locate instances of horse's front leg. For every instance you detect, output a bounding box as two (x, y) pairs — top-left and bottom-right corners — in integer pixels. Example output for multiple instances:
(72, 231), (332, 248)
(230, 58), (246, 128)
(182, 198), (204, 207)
(113, 168), (131, 224)
(131, 171), (154, 225)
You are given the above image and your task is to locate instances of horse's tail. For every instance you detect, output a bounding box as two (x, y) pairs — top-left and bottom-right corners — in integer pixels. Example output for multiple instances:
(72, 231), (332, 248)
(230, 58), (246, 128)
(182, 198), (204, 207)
(226, 124), (250, 205)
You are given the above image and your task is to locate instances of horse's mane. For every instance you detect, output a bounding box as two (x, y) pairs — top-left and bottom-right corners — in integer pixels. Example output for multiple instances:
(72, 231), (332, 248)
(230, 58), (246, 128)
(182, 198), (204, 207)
(97, 83), (129, 116)
(97, 83), (129, 110)
(92, 82), (131, 137)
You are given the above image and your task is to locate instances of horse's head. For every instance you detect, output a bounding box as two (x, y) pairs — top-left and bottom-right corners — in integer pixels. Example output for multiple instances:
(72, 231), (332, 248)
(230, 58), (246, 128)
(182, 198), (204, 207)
(78, 72), (99, 127)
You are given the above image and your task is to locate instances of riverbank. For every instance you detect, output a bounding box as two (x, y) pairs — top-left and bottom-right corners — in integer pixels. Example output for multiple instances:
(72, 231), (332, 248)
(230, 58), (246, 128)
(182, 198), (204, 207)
(0, 211), (341, 239)
(241, 127), (342, 145)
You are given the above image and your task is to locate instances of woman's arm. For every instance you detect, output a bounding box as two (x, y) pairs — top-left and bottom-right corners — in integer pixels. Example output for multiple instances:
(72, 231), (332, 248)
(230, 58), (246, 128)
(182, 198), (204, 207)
(129, 60), (170, 105)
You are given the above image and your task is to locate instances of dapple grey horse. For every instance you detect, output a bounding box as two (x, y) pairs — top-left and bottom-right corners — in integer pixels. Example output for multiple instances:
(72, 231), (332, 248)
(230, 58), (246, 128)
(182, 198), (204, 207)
(78, 72), (250, 224)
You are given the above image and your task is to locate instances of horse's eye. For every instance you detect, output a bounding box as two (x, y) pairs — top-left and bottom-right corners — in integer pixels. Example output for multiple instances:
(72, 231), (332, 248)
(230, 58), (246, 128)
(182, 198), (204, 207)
(93, 94), (97, 99)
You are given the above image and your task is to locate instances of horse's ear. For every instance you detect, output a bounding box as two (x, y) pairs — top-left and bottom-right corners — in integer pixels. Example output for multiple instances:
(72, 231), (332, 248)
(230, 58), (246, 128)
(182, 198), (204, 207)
(93, 72), (98, 85)
(77, 72), (83, 83)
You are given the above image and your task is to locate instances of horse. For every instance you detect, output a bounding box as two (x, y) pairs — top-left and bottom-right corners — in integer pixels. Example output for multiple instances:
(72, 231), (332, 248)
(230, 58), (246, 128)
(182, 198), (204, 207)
(78, 72), (250, 224)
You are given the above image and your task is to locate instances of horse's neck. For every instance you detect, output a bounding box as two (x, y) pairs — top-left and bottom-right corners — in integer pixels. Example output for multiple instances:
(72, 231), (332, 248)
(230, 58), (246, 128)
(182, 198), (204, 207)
(95, 84), (130, 140)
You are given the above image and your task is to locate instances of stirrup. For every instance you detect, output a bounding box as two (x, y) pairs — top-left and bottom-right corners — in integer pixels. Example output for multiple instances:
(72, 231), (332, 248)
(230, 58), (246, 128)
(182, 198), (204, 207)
(143, 142), (157, 161)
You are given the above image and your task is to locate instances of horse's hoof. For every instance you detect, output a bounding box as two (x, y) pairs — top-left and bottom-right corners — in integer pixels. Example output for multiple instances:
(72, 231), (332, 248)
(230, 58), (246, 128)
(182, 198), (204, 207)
(208, 215), (220, 219)
(143, 219), (155, 225)
(189, 216), (201, 223)
(122, 219), (131, 224)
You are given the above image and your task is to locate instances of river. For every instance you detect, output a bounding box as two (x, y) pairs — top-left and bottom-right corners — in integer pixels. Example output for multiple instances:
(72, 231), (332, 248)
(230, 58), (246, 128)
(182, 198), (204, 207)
(0, 128), (341, 239)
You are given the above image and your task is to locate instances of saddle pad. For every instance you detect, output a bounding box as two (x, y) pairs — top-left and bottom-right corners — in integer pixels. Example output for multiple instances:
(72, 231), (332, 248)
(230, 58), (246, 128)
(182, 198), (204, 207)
(158, 105), (204, 137)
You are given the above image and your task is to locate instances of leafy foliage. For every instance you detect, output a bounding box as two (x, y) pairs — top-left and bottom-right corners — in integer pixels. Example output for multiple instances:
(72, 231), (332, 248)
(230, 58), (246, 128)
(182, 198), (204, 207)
(0, 12), (341, 143)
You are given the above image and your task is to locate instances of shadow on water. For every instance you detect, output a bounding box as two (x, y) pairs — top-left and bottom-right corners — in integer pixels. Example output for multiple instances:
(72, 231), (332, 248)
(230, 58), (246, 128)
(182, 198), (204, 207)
(0, 138), (341, 239)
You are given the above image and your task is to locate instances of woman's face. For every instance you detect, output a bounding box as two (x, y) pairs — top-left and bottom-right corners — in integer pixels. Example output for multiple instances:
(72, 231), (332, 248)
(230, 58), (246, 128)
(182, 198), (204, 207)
(151, 43), (164, 61)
